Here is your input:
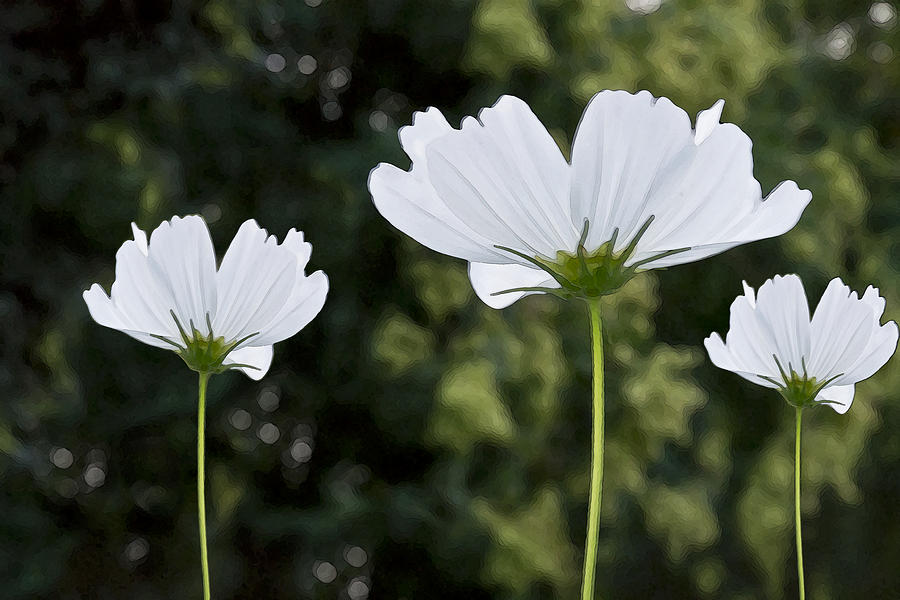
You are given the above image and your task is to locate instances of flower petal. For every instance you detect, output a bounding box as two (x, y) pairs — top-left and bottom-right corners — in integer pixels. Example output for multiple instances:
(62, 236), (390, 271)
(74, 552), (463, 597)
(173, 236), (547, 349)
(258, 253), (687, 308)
(107, 236), (182, 339)
(145, 215), (218, 332)
(425, 95), (577, 259)
(817, 384), (854, 414)
(213, 220), (297, 342)
(712, 283), (783, 384)
(251, 270), (329, 347)
(244, 229), (328, 346)
(694, 99), (724, 145)
(808, 278), (877, 381)
(569, 90), (810, 269)
(223, 345), (274, 380)
(704, 331), (779, 388)
(835, 320), (898, 385)
(570, 90), (693, 251)
(369, 107), (505, 263)
(753, 274), (810, 375)
(82, 283), (173, 349)
(468, 261), (559, 309)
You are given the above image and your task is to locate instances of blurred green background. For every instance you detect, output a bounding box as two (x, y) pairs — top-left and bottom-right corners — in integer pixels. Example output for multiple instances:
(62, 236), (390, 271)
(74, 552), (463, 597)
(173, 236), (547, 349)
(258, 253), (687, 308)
(1, 0), (898, 598)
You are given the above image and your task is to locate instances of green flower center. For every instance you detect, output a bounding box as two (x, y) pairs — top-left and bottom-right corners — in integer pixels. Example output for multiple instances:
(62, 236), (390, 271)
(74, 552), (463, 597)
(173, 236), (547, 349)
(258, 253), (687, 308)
(759, 356), (843, 409)
(492, 216), (689, 301)
(150, 310), (260, 375)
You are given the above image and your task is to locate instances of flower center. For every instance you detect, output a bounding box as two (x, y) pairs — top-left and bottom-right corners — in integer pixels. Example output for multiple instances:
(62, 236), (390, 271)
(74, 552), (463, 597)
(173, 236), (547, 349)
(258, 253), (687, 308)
(150, 311), (260, 375)
(492, 216), (690, 301)
(759, 356), (843, 409)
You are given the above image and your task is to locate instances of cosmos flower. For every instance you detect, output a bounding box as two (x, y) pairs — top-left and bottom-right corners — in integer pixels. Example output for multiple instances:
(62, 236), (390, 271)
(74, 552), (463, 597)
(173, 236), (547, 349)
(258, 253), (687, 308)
(369, 90), (811, 308)
(705, 274), (898, 412)
(83, 215), (329, 380)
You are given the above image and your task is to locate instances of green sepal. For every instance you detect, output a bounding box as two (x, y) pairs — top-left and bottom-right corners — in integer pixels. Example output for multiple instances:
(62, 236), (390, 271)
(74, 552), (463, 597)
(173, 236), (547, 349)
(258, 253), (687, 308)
(153, 311), (260, 375)
(492, 215), (690, 301)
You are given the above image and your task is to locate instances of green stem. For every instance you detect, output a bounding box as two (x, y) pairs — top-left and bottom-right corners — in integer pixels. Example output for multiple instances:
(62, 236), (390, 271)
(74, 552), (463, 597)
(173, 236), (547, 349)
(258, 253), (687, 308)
(580, 298), (605, 600)
(794, 406), (805, 600)
(198, 372), (212, 600)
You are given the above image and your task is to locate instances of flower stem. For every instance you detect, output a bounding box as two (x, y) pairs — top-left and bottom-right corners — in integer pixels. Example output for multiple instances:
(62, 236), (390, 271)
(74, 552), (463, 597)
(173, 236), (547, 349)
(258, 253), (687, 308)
(197, 372), (212, 600)
(794, 406), (805, 600)
(580, 297), (605, 600)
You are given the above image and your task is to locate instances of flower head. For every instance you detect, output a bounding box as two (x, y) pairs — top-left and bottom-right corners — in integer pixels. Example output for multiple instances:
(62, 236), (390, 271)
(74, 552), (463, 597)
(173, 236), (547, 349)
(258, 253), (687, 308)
(705, 275), (898, 413)
(83, 216), (329, 380)
(369, 90), (811, 308)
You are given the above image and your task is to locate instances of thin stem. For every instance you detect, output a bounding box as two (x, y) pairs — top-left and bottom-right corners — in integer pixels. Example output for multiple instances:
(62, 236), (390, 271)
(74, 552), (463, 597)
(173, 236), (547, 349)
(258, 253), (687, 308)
(580, 298), (605, 600)
(794, 406), (805, 600)
(197, 372), (212, 600)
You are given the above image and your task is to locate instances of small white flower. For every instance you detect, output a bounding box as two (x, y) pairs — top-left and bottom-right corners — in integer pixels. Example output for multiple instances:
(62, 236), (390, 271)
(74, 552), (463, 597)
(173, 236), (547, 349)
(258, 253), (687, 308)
(369, 90), (812, 308)
(83, 215), (329, 380)
(705, 275), (898, 413)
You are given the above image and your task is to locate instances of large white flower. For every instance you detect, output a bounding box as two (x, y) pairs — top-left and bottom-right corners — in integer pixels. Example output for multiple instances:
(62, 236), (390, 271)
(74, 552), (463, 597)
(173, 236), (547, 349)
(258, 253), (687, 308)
(83, 215), (329, 380)
(369, 90), (812, 308)
(705, 275), (898, 413)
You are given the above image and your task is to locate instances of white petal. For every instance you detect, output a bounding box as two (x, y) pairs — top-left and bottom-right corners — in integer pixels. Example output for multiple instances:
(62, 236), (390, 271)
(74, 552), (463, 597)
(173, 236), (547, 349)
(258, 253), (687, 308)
(213, 220), (298, 342)
(468, 262), (558, 309)
(246, 229), (328, 346)
(146, 215), (217, 331)
(741, 280), (757, 308)
(715, 289), (782, 383)
(860, 285), (886, 320)
(817, 384), (854, 414)
(399, 106), (454, 168)
(753, 275), (810, 374)
(369, 162), (505, 263)
(223, 345), (274, 380)
(629, 163), (810, 269)
(251, 270), (329, 346)
(808, 278), (875, 381)
(82, 284), (173, 349)
(568, 90), (810, 270)
(425, 95), (577, 259)
(108, 238), (181, 338)
(833, 319), (898, 385)
(694, 99), (724, 145)
(131, 223), (148, 255)
(570, 90), (693, 252)
(369, 107), (510, 263)
(704, 332), (779, 388)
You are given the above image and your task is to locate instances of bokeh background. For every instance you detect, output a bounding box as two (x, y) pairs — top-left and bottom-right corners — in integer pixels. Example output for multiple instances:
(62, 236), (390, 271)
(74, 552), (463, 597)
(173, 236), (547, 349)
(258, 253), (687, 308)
(1, 0), (898, 598)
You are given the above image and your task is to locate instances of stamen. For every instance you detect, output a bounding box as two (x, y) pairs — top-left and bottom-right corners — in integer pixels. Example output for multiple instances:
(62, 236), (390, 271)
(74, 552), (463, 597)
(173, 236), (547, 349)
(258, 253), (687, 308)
(170, 310), (192, 347)
(619, 215), (655, 263)
(607, 227), (619, 255)
(758, 374), (783, 388)
(218, 331), (262, 364)
(222, 362), (261, 371)
(150, 333), (184, 350)
(628, 247), (690, 270)
(773, 354), (789, 384)
(809, 373), (844, 399)
(577, 218), (590, 249)
(491, 285), (570, 298)
(494, 245), (578, 291)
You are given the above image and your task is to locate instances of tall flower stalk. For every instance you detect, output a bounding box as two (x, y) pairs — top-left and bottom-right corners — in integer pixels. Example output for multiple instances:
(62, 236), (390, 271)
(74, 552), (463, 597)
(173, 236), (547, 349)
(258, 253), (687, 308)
(705, 275), (897, 598)
(581, 298), (604, 600)
(369, 90), (812, 597)
(794, 406), (804, 600)
(197, 372), (211, 599)
(84, 216), (329, 597)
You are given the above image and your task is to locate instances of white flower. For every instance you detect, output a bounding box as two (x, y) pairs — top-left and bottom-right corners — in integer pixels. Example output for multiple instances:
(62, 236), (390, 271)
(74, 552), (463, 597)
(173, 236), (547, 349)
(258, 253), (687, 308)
(368, 90), (812, 308)
(83, 215), (329, 380)
(705, 275), (898, 413)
